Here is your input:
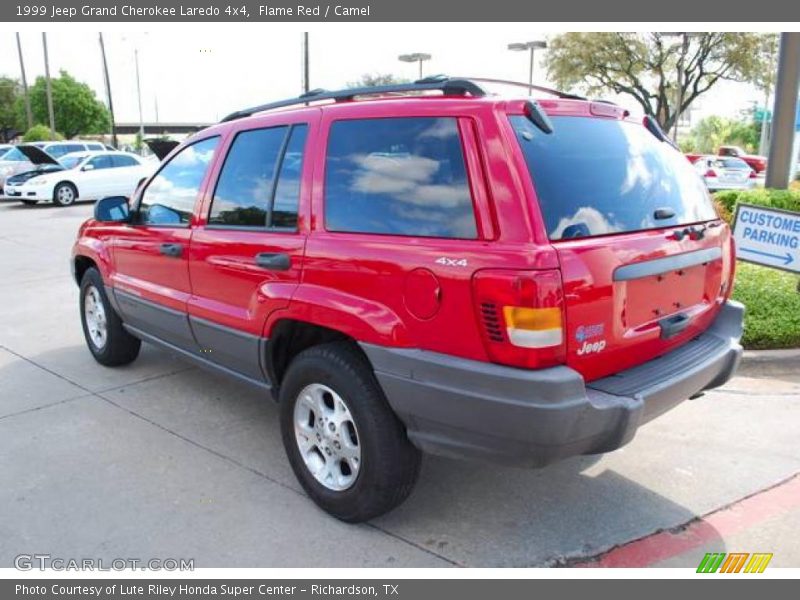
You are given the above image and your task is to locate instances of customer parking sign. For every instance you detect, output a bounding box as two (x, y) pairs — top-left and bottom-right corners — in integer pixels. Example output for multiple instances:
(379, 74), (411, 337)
(733, 203), (800, 273)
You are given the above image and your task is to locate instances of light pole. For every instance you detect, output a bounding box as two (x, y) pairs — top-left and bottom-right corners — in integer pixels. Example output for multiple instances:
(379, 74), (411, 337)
(16, 33), (33, 130)
(398, 53), (431, 79)
(42, 33), (56, 138)
(98, 33), (118, 149)
(663, 32), (700, 142)
(507, 41), (547, 96)
(302, 32), (310, 94)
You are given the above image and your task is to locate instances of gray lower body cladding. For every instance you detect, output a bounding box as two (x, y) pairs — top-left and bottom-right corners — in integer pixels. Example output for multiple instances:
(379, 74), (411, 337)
(360, 300), (744, 467)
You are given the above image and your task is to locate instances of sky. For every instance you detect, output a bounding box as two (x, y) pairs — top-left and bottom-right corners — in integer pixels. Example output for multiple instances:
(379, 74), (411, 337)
(0, 26), (769, 127)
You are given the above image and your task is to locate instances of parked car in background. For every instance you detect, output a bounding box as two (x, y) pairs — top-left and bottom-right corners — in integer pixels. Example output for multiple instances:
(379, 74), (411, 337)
(1, 141), (110, 194)
(0, 146), (38, 193)
(6, 151), (149, 206)
(72, 77), (743, 522)
(694, 155), (757, 191)
(718, 145), (767, 173)
(2, 145), (68, 192)
(0, 144), (14, 158)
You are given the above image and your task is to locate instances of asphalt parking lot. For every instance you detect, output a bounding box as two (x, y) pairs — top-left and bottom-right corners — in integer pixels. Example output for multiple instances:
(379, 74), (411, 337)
(1, 199), (799, 568)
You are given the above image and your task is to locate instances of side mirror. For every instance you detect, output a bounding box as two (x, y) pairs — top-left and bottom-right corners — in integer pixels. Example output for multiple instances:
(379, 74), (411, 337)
(82, 163), (95, 171)
(94, 196), (130, 222)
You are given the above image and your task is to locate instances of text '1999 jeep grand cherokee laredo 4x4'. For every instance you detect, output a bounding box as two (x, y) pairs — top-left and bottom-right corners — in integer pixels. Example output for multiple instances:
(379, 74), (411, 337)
(72, 77), (744, 522)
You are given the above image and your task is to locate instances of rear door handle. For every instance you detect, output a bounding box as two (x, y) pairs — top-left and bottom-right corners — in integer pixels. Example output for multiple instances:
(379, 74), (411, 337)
(254, 252), (291, 271)
(659, 313), (692, 339)
(159, 243), (183, 258)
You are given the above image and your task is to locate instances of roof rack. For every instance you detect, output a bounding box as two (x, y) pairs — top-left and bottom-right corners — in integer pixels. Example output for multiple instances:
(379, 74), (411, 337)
(453, 76), (586, 100)
(220, 75), (487, 123)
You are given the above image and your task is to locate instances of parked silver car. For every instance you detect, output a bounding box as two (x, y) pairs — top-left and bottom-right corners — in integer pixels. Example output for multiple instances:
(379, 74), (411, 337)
(694, 155), (757, 191)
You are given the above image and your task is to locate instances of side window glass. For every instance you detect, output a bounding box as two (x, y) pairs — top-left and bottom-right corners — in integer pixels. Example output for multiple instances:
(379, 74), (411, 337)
(138, 137), (219, 226)
(272, 125), (308, 229)
(324, 117), (477, 239)
(88, 155), (114, 170)
(113, 155), (139, 168)
(209, 127), (287, 227)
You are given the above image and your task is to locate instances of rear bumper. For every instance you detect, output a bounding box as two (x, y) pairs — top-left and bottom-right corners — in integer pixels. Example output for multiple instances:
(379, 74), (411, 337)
(361, 300), (744, 467)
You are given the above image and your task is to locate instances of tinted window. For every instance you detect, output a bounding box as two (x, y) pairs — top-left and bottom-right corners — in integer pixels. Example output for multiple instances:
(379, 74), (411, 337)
(272, 125), (307, 229)
(46, 144), (83, 158)
(324, 117), (477, 239)
(719, 158), (749, 169)
(113, 154), (140, 168)
(139, 137), (219, 226)
(87, 155), (114, 170)
(209, 127), (287, 227)
(88, 143), (104, 151)
(510, 116), (717, 241)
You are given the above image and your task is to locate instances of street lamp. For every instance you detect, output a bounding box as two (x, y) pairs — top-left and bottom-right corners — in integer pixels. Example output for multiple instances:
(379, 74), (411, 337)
(507, 40), (547, 96)
(398, 53), (432, 79)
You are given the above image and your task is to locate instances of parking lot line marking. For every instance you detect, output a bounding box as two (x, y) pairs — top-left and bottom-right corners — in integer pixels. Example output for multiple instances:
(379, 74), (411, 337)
(578, 473), (800, 568)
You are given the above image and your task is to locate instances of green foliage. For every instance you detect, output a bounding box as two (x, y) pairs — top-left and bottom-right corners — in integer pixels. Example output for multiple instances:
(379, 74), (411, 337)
(346, 73), (409, 88)
(544, 32), (772, 131)
(714, 188), (800, 218)
(732, 263), (800, 349)
(0, 76), (24, 134)
(686, 116), (760, 154)
(20, 70), (110, 139)
(22, 124), (63, 142)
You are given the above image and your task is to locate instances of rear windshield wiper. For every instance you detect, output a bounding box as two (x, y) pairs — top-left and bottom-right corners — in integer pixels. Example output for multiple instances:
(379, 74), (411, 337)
(524, 100), (554, 135)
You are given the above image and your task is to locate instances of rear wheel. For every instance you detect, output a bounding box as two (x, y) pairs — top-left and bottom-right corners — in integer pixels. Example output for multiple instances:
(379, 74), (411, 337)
(53, 182), (77, 206)
(80, 267), (141, 366)
(279, 342), (421, 522)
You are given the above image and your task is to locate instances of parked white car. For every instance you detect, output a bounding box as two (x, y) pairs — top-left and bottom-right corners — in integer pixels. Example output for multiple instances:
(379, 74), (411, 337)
(693, 155), (757, 191)
(5, 151), (150, 207)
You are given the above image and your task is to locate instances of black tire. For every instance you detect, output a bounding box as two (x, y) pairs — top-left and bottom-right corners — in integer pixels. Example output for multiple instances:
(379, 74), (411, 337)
(79, 267), (141, 366)
(20, 200), (38, 206)
(279, 342), (422, 522)
(53, 182), (77, 206)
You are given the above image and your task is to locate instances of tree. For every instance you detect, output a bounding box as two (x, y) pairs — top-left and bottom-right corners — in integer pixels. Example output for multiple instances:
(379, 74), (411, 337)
(21, 70), (110, 139)
(685, 116), (759, 154)
(0, 76), (24, 140)
(544, 33), (770, 132)
(346, 73), (409, 88)
(23, 123), (63, 142)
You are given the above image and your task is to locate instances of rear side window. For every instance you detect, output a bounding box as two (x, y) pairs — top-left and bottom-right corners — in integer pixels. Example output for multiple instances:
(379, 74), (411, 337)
(324, 117), (477, 239)
(138, 136), (219, 226)
(511, 116), (717, 241)
(209, 124), (307, 229)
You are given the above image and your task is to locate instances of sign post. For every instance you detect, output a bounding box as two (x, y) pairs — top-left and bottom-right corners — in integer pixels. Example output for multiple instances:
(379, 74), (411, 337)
(733, 203), (800, 274)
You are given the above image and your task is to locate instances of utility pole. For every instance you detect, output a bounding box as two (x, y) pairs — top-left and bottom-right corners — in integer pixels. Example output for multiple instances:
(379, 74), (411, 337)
(134, 48), (144, 153)
(302, 32), (310, 94)
(765, 33), (800, 189)
(16, 33), (33, 130)
(42, 33), (56, 138)
(98, 33), (118, 148)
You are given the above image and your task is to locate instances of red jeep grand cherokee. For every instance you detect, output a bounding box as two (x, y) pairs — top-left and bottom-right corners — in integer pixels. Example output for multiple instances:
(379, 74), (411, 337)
(71, 77), (743, 522)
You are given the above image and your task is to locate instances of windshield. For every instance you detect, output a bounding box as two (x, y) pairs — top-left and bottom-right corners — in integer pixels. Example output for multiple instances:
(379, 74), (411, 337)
(510, 115), (717, 241)
(0, 148), (29, 162)
(717, 158), (750, 170)
(59, 155), (87, 170)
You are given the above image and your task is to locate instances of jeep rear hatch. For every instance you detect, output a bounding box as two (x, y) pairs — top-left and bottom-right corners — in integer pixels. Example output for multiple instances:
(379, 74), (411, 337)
(510, 112), (734, 382)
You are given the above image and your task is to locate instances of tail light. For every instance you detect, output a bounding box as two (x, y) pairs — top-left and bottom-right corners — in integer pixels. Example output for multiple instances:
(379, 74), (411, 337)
(749, 170), (757, 179)
(473, 269), (566, 369)
(704, 169), (717, 178)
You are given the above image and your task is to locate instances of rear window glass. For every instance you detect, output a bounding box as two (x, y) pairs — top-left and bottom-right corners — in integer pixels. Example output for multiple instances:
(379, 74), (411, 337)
(510, 115), (717, 241)
(325, 117), (477, 239)
(718, 158), (750, 169)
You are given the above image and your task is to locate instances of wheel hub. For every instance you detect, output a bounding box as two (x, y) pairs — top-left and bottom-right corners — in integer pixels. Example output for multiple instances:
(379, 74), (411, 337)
(84, 285), (108, 349)
(293, 383), (361, 491)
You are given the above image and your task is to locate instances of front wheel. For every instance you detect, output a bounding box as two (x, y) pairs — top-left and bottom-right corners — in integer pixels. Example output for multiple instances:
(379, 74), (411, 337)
(80, 267), (141, 366)
(53, 182), (77, 206)
(279, 342), (421, 522)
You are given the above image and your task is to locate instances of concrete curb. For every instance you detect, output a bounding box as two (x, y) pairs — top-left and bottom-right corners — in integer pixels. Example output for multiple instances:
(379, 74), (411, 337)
(741, 348), (800, 365)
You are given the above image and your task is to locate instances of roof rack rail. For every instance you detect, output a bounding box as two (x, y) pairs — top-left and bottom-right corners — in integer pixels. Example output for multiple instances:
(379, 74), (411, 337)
(220, 75), (487, 123)
(453, 76), (586, 100)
